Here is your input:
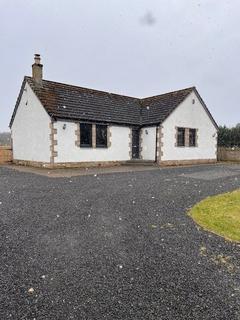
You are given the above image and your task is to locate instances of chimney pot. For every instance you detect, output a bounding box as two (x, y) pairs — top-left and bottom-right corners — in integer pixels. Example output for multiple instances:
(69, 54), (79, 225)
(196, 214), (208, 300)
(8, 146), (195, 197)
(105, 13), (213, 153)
(34, 53), (41, 64)
(32, 54), (43, 86)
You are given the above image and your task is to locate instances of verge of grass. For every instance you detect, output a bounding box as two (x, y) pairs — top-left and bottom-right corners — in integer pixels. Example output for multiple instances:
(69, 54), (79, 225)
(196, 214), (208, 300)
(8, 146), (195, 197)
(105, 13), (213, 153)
(189, 189), (240, 242)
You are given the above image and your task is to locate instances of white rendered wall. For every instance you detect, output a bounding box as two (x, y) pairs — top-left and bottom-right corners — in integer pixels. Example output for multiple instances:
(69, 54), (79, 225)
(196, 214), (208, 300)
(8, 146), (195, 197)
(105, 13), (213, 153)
(11, 82), (51, 162)
(161, 91), (217, 161)
(55, 121), (131, 162)
(141, 126), (156, 160)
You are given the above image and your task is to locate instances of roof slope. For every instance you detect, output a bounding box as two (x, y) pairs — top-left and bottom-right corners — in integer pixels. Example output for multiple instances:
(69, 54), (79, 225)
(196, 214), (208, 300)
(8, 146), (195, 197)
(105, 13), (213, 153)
(26, 77), (141, 125)
(9, 77), (217, 128)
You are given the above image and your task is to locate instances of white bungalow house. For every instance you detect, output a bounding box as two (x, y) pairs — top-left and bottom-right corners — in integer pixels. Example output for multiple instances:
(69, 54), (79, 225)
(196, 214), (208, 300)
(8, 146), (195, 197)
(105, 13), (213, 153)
(9, 54), (218, 168)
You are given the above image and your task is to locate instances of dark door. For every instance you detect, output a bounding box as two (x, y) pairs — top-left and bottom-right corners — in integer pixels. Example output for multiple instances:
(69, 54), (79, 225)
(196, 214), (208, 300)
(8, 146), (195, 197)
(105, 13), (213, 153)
(132, 128), (140, 159)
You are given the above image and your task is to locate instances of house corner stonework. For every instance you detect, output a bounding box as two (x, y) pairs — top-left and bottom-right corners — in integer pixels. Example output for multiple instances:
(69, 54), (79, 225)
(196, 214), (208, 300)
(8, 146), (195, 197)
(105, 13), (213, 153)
(128, 128), (132, 159)
(139, 128), (143, 159)
(215, 132), (218, 157)
(156, 126), (164, 164)
(49, 122), (58, 165)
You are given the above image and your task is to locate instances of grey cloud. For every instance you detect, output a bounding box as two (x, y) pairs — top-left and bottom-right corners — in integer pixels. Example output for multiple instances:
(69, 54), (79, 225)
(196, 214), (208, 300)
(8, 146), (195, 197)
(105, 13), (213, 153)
(0, 0), (239, 131)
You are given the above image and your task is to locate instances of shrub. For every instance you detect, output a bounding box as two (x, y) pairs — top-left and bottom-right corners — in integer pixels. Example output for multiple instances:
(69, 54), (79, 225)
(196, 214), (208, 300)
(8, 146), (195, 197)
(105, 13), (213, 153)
(218, 124), (240, 147)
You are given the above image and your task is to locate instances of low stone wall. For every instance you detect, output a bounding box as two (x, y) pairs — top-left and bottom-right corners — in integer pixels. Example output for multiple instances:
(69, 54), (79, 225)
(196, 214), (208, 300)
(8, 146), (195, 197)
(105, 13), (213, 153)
(160, 159), (216, 166)
(13, 159), (123, 169)
(0, 146), (12, 164)
(217, 147), (240, 162)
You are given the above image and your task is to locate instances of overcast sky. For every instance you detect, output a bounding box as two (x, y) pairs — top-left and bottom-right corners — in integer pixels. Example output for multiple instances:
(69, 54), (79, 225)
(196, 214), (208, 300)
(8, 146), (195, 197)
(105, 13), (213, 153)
(0, 0), (239, 131)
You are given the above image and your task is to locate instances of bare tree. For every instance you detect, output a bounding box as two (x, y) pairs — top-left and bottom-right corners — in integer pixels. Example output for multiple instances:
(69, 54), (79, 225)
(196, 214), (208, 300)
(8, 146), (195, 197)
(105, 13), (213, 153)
(0, 132), (11, 146)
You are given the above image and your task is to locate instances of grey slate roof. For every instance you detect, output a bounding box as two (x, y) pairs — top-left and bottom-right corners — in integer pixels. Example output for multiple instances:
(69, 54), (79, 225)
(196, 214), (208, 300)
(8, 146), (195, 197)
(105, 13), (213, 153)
(9, 76), (218, 128)
(140, 88), (194, 125)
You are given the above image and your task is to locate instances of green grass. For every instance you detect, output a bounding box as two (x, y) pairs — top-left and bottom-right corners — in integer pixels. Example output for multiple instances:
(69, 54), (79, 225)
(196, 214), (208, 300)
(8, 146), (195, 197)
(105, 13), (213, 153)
(189, 189), (240, 242)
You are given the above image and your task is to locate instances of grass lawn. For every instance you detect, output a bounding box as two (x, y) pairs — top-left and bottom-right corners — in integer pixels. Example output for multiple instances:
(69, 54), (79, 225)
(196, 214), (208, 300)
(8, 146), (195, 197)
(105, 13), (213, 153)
(189, 189), (240, 242)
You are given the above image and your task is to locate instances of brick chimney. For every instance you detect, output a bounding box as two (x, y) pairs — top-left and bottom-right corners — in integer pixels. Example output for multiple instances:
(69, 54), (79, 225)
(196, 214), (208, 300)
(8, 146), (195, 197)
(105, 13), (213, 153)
(32, 54), (43, 86)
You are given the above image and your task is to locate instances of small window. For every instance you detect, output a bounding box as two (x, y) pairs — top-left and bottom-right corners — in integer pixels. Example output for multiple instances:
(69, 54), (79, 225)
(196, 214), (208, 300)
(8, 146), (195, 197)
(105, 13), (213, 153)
(189, 129), (196, 147)
(96, 124), (107, 148)
(177, 128), (185, 147)
(80, 123), (92, 147)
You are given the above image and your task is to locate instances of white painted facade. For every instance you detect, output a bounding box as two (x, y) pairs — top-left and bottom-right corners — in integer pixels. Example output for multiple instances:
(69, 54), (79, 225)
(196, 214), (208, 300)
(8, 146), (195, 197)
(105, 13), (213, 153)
(54, 121), (131, 163)
(140, 126), (156, 161)
(161, 91), (217, 161)
(11, 83), (51, 162)
(11, 83), (217, 166)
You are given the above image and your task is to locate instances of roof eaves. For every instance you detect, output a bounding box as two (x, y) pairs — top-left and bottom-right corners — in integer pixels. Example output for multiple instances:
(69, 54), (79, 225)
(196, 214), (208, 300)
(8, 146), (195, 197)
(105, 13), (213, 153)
(54, 116), (139, 127)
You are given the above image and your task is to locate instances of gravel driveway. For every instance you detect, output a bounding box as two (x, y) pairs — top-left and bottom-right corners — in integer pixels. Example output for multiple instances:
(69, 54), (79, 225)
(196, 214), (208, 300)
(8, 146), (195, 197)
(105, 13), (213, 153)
(0, 164), (240, 320)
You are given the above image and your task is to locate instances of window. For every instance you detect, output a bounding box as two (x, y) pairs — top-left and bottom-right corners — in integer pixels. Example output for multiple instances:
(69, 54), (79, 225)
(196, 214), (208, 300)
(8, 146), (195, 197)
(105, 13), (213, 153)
(189, 129), (196, 147)
(177, 128), (185, 147)
(80, 123), (92, 147)
(96, 124), (107, 147)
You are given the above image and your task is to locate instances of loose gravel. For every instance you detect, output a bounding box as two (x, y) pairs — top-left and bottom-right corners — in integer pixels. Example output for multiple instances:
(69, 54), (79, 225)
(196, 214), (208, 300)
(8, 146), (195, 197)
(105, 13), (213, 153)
(0, 164), (239, 320)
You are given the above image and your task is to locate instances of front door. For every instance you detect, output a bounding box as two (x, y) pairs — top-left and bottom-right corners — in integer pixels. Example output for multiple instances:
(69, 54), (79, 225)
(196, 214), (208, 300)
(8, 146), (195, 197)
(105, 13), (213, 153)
(132, 128), (140, 159)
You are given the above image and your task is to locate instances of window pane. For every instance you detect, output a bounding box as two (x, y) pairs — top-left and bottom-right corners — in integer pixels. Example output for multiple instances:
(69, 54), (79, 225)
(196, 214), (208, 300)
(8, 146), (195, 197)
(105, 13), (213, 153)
(96, 125), (107, 147)
(177, 128), (185, 146)
(189, 129), (196, 147)
(80, 123), (92, 147)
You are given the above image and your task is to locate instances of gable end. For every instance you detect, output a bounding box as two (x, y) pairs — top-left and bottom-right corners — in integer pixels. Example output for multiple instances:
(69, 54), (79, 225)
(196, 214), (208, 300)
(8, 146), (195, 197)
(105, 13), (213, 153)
(192, 88), (218, 130)
(9, 77), (28, 128)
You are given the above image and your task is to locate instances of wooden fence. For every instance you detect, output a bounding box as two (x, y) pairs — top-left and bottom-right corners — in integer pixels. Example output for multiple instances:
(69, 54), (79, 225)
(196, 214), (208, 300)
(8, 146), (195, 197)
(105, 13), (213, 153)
(0, 146), (12, 164)
(217, 147), (240, 162)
